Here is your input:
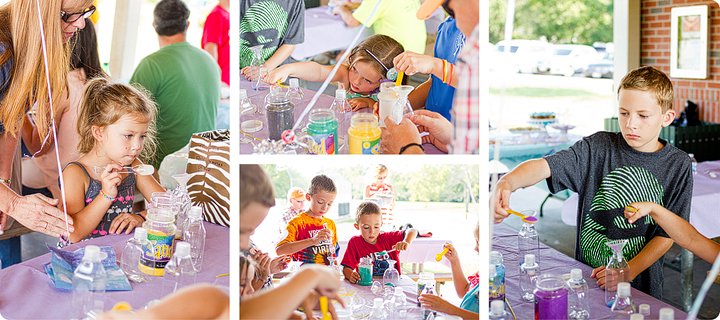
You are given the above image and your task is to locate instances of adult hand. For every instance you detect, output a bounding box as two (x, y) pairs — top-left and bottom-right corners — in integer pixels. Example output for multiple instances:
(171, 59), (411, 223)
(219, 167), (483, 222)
(411, 110), (452, 153)
(7, 194), (74, 237)
(100, 162), (123, 199)
(109, 213), (143, 234)
(253, 251), (272, 281)
(380, 116), (422, 154)
(393, 240), (410, 251)
(393, 52), (440, 76)
(419, 294), (455, 315)
(301, 290), (343, 320)
(491, 180), (512, 223)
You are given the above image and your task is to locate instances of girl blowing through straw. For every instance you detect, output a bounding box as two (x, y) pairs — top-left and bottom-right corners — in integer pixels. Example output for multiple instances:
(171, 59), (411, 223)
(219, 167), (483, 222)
(265, 34), (404, 111)
(61, 77), (165, 244)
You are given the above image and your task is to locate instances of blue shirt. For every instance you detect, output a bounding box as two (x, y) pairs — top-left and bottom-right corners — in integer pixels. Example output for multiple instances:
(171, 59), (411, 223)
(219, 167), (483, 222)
(425, 17), (465, 121)
(460, 282), (480, 313)
(0, 43), (14, 134)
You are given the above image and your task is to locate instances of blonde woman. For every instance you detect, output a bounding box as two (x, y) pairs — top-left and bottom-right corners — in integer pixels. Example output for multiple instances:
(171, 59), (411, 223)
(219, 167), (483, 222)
(0, 0), (94, 239)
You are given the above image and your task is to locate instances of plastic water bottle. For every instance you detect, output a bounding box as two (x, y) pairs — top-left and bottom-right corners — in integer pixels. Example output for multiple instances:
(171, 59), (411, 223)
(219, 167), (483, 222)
(182, 206), (206, 272)
(567, 268), (590, 319)
(659, 307), (674, 320)
(610, 282), (636, 314)
(120, 227), (153, 283)
(420, 282), (437, 319)
(369, 297), (384, 320)
(416, 272), (435, 306)
(489, 300), (510, 319)
(518, 217), (540, 268)
(689, 153), (698, 174)
(162, 242), (197, 297)
(392, 286), (406, 309)
(330, 88), (351, 152)
(489, 251), (506, 304)
(172, 173), (192, 240)
(519, 253), (540, 302)
(72, 245), (107, 319)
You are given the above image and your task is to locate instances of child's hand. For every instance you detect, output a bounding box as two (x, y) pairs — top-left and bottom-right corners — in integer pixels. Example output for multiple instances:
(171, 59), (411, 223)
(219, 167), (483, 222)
(393, 51), (439, 76)
(108, 213), (144, 234)
(252, 250), (272, 281)
(264, 67), (289, 85)
(100, 162), (124, 199)
(312, 228), (333, 245)
(269, 255), (290, 274)
(349, 97), (374, 111)
(346, 270), (361, 284)
(624, 202), (656, 224)
(241, 66), (258, 80)
(441, 242), (460, 264)
(419, 294), (455, 315)
(491, 179), (513, 223)
(394, 240), (410, 251)
(590, 266), (607, 289)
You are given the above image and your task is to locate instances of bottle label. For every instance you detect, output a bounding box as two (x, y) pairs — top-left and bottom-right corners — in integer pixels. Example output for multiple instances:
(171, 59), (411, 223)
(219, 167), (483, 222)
(361, 138), (380, 155)
(490, 266), (506, 300)
(139, 230), (175, 276)
(308, 133), (336, 155)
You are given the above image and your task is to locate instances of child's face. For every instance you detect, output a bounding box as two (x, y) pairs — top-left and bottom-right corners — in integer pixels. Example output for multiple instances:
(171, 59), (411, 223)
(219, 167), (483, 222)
(375, 172), (387, 187)
(289, 198), (305, 212)
(306, 190), (337, 218)
(94, 114), (150, 166)
(617, 89), (675, 153)
(354, 213), (383, 244)
(240, 202), (270, 250)
(240, 264), (255, 297)
(348, 61), (383, 94)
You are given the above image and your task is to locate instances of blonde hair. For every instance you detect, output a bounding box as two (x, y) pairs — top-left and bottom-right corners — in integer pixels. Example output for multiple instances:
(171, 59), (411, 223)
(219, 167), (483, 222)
(76, 77), (158, 162)
(346, 34), (404, 81)
(239, 164), (275, 212)
(618, 66), (674, 113)
(0, 0), (93, 138)
(372, 164), (389, 179)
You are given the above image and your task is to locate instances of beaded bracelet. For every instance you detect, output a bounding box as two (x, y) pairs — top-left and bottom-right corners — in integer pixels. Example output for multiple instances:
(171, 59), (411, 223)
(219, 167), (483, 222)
(448, 62), (455, 85)
(98, 190), (115, 202)
(0, 178), (10, 185)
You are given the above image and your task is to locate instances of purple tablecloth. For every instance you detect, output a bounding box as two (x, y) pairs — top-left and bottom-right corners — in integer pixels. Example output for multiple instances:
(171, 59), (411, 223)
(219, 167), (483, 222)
(690, 160), (720, 239)
(336, 276), (424, 319)
(240, 78), (445, 154)
(0, 222), (229, 319)
(290, 6), (373, 61)
(493, 223), (688, 320)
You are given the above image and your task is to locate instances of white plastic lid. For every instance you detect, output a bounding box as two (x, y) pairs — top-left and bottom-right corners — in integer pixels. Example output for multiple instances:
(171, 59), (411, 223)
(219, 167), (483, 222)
(570, 268), (582, 280)
(373, 297), (383, 307)
(83, 245), (101, 261)
(239, 89), (248, 99)
(617, 282), (631, 297)
(394, 287), (404, 295)
(630, 314), (644, 320)
(175, 242), (191, 258)
(689, 153), (695, 158)
(289, 78), (299, 88)
(524, 254), (536, 265)
(639, 304), (650, 315)
(335, 89), (346, 99)
(134, 227), (147, 241)
(490, 300), (504, 316)
(189, 206), (203, 219)
(490, 250), (502, 261)
(658, 308), (674, 320)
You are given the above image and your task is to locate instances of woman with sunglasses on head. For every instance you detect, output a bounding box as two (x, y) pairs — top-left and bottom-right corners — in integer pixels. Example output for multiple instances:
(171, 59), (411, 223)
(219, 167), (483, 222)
(0, 0), (95, 253)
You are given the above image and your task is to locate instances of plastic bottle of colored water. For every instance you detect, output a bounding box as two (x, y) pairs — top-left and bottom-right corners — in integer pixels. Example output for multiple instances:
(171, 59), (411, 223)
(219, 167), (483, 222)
(348, 113), (381, 154)
(489, 251), (506, 304)
(182, 206), (206, 272)
(357, 256), (373, 286)
(172, 173), (192, 240)
(72, 245), (107, 320)
(519, 253), (540, 302)
(307, 108), (338, 155)
(567, 268), (590, 319)
(610, 282), (635, 314)
(689, 153), (698, 174)
(489, 300), (511, 320)
(416, 272), (435, 306)
(420, 282), (437, 319)
(162, 242), (197, 297)
(141, 207), (177, 276)
(121, 227), (153, 283)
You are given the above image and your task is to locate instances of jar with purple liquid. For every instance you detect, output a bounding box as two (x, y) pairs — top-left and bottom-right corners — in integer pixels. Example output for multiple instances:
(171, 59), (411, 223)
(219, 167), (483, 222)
(534, 274), (569, 320)
(264, 94), (295, 141)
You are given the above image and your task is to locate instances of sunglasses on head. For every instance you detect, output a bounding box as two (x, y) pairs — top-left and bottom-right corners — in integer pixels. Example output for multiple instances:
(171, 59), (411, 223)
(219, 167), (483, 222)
(61, 5), (96, 23)
(441, 0), (455, 19)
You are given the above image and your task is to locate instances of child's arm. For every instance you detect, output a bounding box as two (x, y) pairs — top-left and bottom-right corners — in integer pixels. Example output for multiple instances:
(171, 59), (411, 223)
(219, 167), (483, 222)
(276, 228), (333, 256)
(106, 159), (164, 235)
(393, 52), (460, 88)
(342, 265), (360, 283)
(332, 4), (361, 28)
(264, 44), (296, 71)
(349, 97), (376, 111)
(364, 185), (373, 198)
(441, 242), (470, 298)
(492, 158), (552, 222)
(626, 202), (720, 264)
(393, 228), (418, 251)
(264, 61), (339, 85)
(63, 162), (123, 243)
(419, 294), (478, 320)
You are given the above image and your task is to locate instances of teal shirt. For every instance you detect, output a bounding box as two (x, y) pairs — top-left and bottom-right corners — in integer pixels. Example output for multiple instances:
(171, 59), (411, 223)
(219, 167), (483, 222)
(459, 283), (479, 313)
(130, 42), (221, 168)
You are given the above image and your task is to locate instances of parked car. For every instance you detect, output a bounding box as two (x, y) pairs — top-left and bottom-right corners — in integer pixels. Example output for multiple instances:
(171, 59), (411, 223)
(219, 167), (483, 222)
(490, 40), (553, 74)
(536, 45), (600, 77)
(584, 52), (614, 78)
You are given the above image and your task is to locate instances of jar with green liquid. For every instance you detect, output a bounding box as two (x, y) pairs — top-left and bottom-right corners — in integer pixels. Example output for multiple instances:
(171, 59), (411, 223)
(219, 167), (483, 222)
(307, 109), (338, 155)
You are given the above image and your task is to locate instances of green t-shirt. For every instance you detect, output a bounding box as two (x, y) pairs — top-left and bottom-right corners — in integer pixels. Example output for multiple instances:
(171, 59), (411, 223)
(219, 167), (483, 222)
(352, 0), (426, 53)
(130, 42), (221, 168)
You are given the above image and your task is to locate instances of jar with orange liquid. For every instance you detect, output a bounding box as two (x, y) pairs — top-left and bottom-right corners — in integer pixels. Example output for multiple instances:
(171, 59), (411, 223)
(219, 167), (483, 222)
(348, 113), (381, 154)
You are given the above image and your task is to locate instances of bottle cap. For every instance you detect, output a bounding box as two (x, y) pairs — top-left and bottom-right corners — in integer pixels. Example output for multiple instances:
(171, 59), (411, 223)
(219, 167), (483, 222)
(189, 206), (203, 219)
(83, 245), (101, 262)
(630, 314), (644, 320)
(373, 297), (383, 307)
(239, 89), (248, 99)
(639, 304), (650, 315)
(134, 227), (147, 241)
(490, 300), (505, 316)
(175, 242), (191, 258)
(524, 254), (535, 265)
(335, 89), (346, 99)
(689, 153), (695, 158)
(570, 268), (582, 280)
(489, 250), (503, 262)
(617, 282), (631, 297)
(658, 308), (674, 320)
(394, 287), (403, 295)
(289, 78), (299, 88)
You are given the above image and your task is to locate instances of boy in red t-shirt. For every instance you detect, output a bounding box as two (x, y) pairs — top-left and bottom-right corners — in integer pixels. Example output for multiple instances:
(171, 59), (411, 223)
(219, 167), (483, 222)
(341, 202), (418, 283)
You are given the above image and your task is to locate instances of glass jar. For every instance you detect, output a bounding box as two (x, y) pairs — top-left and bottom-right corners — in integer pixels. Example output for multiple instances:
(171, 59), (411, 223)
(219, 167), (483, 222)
(357, 257), (373, 286)
(265, 94), (295, 141)
(348, 113), (381, 155)
(140, 208), (177, 276)
(306, 109), (338, 155)
(534, 274), (569, 320)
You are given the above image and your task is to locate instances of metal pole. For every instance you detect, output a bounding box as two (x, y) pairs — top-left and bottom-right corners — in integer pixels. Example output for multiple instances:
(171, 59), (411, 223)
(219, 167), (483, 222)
(680, 248), (694, 312)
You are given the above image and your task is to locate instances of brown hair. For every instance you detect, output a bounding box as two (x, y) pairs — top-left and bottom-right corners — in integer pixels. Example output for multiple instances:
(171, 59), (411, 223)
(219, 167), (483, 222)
(307, 174), (336, 196)
(618, 66), (674, 113)
(346, 34), (404, 81)
(354, 201), (381, 224)
(0, 0), (93, 138)
(239, 164), (276, 212)
(76, 77), (157, 161)
(70, 18), (104, 79)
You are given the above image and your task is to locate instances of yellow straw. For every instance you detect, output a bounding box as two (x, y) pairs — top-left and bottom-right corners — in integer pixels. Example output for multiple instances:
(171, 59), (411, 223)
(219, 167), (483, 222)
(216, 273), (229, 277)
(276, 80), (289, 87)
(395, 71), (404, 86)
(240, 130), (262, 141)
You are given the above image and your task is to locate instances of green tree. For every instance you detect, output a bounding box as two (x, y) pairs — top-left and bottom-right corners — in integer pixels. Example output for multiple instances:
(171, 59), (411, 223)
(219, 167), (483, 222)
(264, 164), (309, 202)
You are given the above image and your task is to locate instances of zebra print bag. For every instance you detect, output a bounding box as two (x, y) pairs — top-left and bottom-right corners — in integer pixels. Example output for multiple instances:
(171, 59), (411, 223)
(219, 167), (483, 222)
(186, 129), (230, 227)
